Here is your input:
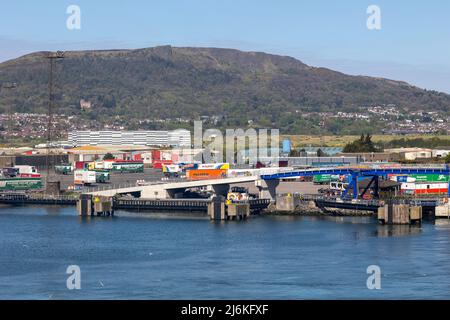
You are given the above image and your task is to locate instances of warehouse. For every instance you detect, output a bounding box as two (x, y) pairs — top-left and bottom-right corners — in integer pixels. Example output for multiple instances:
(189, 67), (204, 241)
(67, 129), (191, 147)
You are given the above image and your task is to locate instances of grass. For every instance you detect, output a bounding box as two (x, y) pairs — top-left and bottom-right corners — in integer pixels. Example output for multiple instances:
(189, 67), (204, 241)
(283, 135), (450, 148)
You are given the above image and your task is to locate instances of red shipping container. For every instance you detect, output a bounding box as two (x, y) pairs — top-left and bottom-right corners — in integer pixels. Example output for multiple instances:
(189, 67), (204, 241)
(151, 150), (162, 163)
(75, 161), (88, 170)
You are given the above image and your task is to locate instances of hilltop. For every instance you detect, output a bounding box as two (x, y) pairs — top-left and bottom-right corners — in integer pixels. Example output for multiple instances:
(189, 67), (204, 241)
(1, 45), (449, 134)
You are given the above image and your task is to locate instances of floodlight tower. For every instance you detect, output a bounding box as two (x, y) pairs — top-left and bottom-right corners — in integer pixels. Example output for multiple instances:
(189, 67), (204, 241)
(45, 51), (65, 191)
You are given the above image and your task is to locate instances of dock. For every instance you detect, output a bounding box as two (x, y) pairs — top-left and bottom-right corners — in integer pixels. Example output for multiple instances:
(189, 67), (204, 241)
(0, 193), (77, 205)
(76, 194), (271, 217)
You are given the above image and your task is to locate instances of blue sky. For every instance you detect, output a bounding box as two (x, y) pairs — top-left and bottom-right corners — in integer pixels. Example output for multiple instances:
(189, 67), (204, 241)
(1, 0), (450, 93)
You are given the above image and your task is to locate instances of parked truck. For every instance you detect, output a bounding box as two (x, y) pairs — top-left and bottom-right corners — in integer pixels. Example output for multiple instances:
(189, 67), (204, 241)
(162, 164), (182, 177)
(95, 170), (110, 183)
(55, 164), (73, 175)
(14, 165), (41, 178)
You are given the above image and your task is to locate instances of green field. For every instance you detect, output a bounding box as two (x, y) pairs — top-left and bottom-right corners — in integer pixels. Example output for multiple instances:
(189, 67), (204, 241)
(283, 135), (450, 148)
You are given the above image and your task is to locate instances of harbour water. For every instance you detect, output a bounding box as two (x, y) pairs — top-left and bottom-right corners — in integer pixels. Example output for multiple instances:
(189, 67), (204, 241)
(0, 206), (449, 299)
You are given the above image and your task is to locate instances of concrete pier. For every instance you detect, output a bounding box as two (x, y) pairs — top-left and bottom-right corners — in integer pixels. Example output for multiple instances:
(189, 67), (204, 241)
(378, 203), (422, 225)
(227, 203), (250, 220)
(435, 204), (450, 218)
(208, 197), (251, 221)
(208, 196), (226, 220)
(77, 195), (114, 216)
(275, 194), (300, 212)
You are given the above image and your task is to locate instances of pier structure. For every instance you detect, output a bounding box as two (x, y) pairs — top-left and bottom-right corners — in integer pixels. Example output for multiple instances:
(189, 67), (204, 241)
(262, 165), (450, 200)
(207, 196), (252, 221)
(377, 203), (422, 225)
(77, 194), (114, 216)
(76, 193), (269, 217)
(84, 165), (450, 203)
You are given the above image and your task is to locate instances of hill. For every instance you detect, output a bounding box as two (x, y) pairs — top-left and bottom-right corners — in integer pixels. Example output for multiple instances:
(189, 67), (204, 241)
(1, 45), (449, 134)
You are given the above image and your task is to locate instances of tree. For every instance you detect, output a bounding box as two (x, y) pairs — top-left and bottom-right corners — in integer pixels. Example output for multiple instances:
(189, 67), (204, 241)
(444, 153), (450, 164)
(289, 149), (301, 157)
(343, 134), (380, 153)
(103, 152), (115, 160)
(317, 148), (327, 157)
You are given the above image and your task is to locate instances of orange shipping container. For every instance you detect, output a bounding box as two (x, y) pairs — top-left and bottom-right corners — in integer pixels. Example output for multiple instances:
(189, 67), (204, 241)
(186, 169), (227, 181)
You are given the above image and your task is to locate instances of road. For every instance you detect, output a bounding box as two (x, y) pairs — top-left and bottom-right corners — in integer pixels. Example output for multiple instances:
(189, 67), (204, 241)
(40, 168), (165, 192)
(40, 169), (322, 195)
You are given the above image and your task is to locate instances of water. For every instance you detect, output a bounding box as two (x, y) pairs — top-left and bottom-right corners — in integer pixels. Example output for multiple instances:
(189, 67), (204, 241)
(0, 206), (449, 300)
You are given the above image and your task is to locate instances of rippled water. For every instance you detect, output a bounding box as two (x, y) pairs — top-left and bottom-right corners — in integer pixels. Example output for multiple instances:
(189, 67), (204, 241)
(0, 206), (449, 299)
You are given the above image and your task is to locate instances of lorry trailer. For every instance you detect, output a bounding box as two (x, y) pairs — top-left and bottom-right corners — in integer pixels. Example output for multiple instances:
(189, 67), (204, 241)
(0, 177), (43, 191)
(111, 162), (144, 173)
(186, 169), (227, 181)
(74, 170), (97, 185)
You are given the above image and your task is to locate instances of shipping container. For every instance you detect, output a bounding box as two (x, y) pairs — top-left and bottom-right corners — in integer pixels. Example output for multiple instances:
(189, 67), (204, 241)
(74, 161), (89, 170)
(151, 150), (161, 162)
(401, 182), (449, 195)
(197, 163), (230, 170)
(111, 162), (144, 173)
(0, 177), (43, 191)
(87, 162), (96, 171)
(313, 174), (341, 184)
(392, 174), (450, 183)
(186, 169), (227, 181)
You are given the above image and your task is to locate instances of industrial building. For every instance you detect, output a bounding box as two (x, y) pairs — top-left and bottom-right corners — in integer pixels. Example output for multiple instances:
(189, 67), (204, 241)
(337, 152), (401, 163)
(68, 130), (191, 147)
(384, 148), (433, 161)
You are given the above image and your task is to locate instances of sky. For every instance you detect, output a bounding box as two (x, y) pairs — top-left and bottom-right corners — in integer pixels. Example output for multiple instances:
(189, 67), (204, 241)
(1, 0), (450, 93)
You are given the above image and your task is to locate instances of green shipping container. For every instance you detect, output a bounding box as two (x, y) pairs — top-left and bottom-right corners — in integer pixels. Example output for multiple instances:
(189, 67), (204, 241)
(0, 178), (43, 191)
(313, 174), (340, 184)
(411, 174), (450, 182)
